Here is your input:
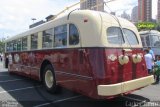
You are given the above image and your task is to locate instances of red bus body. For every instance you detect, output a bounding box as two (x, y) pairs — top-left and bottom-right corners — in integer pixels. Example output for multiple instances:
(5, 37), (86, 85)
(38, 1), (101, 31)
(4, 10), (154, 99)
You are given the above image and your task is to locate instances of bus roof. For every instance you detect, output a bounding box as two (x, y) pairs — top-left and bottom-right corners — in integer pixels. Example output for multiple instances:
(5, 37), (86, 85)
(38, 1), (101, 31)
(139, 30), (160, 35)
(5, 10), (138, 45)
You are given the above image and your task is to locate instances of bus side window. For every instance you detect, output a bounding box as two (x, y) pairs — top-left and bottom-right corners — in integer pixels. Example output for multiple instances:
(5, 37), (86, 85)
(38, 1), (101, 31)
(22, 37), (27, 50)
(10, 42), (13, 52)
(54, 25), (67, 47)
(146, 35), (150, 46)
(13, 40), (17, 51)
(42, 29), (53, 48)
(17, 39), (22, 51)
(140, 37), (145, 46)
(31, 33), (38, 50)
(69, 24), (79, 45)
(153, 35), (160, 47)
(6, 42), (10, 52)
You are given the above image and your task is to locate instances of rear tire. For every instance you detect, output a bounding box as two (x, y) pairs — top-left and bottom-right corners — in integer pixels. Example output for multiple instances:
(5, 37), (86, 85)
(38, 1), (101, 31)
(43, 65), (57, 93)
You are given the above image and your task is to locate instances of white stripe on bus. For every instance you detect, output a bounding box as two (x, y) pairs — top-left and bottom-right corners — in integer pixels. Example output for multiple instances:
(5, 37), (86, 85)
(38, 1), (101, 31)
(34, 95), (82, 107)
(56, 71), (93, 80)
(0, 85), (42, 94)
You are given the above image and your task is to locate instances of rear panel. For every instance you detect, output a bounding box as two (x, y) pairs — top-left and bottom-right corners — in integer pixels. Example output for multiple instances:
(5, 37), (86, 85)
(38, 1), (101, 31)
(101, 48), (148, 84)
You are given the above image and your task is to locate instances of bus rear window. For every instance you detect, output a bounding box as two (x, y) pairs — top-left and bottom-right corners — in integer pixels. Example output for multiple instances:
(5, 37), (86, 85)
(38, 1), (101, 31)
(123, 29), (139, 45)
(107, 27), (139, 45)
(107, 27), (124, 44)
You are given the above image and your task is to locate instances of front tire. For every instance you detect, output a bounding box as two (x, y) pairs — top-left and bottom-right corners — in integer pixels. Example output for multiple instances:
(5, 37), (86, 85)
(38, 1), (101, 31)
(43, 65), (57, 93)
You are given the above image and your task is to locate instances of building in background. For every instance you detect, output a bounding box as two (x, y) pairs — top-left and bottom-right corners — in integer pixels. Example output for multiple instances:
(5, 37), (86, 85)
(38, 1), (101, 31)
(121, 11), (130, 21)
(131, 6), (138, 23)
(138, 0), (152, 22)
(80, 0), (104, 11)
(158, 0), (160, 22)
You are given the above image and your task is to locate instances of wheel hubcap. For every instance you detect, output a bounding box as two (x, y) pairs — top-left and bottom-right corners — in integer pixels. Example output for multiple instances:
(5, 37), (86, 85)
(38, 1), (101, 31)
(45, 70), (54, 88)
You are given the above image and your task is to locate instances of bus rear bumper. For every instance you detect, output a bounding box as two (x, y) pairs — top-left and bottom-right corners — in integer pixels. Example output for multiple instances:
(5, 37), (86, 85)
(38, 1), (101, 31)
(97, 75), (154, 96)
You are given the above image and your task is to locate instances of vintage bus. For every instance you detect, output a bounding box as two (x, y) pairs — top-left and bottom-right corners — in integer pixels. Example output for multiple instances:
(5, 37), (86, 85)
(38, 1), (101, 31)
(139, 30), (160, 59)
(4, 10), (154, 99)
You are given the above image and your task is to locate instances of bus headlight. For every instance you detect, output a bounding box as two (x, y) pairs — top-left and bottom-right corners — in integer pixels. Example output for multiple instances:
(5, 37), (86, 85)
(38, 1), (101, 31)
(118, 55), (129, 65)
(132, 54), (142, 63)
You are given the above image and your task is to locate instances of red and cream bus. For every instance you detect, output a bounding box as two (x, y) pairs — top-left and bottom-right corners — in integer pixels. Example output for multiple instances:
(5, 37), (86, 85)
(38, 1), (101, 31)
(4, 10), (154, 99)
(139, 30), (160, 58)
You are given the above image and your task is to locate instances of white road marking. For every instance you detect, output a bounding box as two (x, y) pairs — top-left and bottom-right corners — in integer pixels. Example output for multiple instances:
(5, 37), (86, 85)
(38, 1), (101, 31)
(122, 96), (146, 102)
(0, 79), (24, 83)
(0, 85), (42, 94)
(34, 95), (82, 107)
(122, 96), (147, 107)
(0, 75), (10, 77)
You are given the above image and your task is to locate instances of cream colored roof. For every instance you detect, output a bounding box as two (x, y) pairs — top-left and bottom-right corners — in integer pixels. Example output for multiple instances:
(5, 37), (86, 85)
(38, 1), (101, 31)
(5, 10), (141, 48)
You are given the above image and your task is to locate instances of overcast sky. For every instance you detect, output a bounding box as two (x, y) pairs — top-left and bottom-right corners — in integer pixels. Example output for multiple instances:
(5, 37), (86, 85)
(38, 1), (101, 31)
(0, 0), (158, 39)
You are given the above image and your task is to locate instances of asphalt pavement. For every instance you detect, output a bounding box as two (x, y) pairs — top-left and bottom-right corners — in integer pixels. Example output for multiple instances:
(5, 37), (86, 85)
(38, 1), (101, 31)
(0, 61), (160, 107)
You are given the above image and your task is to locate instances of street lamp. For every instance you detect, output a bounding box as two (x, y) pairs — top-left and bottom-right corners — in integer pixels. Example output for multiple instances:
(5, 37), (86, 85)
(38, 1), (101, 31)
(31, 18), (36, 23)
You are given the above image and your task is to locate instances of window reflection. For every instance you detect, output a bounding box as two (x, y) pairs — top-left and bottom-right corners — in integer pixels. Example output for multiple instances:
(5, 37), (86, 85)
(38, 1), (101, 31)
(31, 33), (38, 49)
(152, 35), (160, 47)
(107, 27), (124, 44)
(43, 29), (53, 48)
(69, 24), (79, 45)
(54, 25), (67, 47)
(22, 37), (27, 50)
(123, 28), (139, 45)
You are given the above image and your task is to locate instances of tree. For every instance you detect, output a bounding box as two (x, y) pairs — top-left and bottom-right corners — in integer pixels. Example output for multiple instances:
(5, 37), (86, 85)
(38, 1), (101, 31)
(0, 38), (5, 53)
(136, 22), (156, 31)
(156, 23), (160, 32)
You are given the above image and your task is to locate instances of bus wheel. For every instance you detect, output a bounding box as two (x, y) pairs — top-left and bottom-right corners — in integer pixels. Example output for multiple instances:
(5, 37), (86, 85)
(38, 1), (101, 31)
(43, 65), (57, 93)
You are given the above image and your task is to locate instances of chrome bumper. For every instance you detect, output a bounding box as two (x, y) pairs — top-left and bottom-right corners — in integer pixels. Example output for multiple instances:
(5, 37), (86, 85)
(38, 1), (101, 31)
(97, 75), (154, 96)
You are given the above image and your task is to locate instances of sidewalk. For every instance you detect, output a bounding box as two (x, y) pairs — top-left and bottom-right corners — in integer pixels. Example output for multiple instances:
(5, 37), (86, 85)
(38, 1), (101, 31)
(0, 61), (8, 72)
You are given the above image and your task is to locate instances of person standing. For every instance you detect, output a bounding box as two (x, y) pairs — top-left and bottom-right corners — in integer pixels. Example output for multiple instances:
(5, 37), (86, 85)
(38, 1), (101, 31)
(154, 56), (160, 84)
(144, 49), (153, 74)
(148, 47), (155, 61)
(0, 55), (1, 62)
